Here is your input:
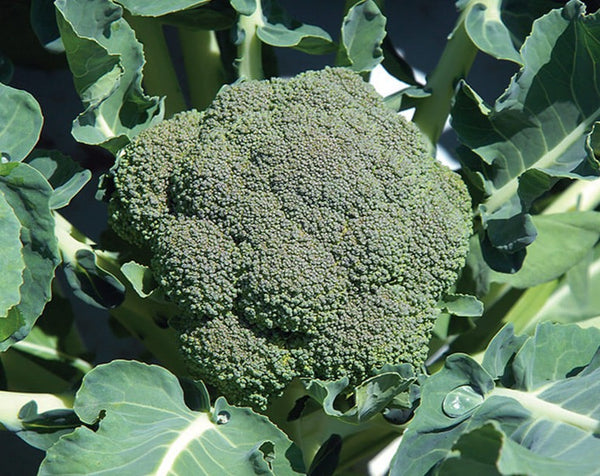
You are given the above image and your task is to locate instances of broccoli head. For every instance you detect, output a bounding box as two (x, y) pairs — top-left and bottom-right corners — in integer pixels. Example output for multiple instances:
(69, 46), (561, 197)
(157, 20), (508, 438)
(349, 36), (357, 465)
(108, 67), (472, 409)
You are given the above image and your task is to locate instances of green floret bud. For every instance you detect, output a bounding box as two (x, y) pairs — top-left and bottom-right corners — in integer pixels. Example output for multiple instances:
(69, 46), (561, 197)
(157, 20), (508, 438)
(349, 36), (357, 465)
(108, 67), (472, 409)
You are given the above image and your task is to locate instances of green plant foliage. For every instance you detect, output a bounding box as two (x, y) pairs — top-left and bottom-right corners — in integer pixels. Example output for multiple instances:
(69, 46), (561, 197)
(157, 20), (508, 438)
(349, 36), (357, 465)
(390, 323), (600, 475)
(453, 1), (600, 270)
(55, 0), (163, 153)
(337, 0), (387, 72)
(26, 151), (91, 210)
(116, 0), (212, 16)
(38, 361), (305, 475)
(4, 1), (600, 474)
(257, 0), (335, 55)
(0, 162), (59, 351)
(458, 0), (563, 64)
(0, 83), (42, 162)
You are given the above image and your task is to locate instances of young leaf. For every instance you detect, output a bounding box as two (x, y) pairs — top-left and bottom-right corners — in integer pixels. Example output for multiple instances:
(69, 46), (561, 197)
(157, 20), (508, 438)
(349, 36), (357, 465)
(337, 0), (386, 73)
(54, 0), (163, 153)
(390, 322), (600, 476)
(0, 83), (43, 162)
(38, 361), (305, 475)
(453, 1), (600, 268)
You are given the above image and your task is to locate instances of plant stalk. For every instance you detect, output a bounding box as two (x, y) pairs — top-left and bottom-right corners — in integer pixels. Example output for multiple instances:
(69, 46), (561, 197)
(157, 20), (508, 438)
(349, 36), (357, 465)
(53, 212), (188, 376)
(412, 8), (478, 149)
(125, 13), (187, 116)
(236, 3), (265, 80)
(179, 28), (225, 110)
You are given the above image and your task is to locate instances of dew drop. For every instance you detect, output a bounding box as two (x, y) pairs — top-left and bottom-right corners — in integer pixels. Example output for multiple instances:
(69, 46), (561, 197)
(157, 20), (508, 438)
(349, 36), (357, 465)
(442, 385), (484, 418)
(216, 411), (230, 425)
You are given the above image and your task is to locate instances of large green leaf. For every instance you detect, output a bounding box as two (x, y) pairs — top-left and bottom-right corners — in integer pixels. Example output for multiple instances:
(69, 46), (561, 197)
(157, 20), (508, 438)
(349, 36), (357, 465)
(0, 82), (43, 162)
(257, 0), (335, 55)
(337, 0), (386, 73)
(39, 361), (304, 475)
(489, 211), (600, 287)
(55, 0), (163, 153)
(0, 193), (24, 319)
(453, 1), (600, 269)
(0, 162), (59, 351)
(116, 0), (211, 16)
(458, 0), (563, 64)
(519, 244), (600, 331)
(390, 323), (600, 475)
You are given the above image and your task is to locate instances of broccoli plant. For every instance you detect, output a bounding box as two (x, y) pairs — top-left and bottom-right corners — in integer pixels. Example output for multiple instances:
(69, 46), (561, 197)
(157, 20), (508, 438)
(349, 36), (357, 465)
(2, 1), (600, 475)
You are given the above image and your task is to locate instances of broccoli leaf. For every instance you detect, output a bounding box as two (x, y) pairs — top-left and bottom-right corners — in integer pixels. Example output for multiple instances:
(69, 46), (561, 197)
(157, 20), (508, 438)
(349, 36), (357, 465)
(337, 0), (386, 73)
(457, 0), (563, 64)
(489, 211), (600, 288)
(55, 0), (163, 153)
(38, 361), (305, 475)
(0, 162), (59, 351)
(115, 0), (211, 16)
(452, 1), (600, 271)
(257, 0), (335, 55)
(26, 150), (92, 210)
(0, 192), (24, 320)
(0, 83), (43, 162)
(390, 322), (600, 476)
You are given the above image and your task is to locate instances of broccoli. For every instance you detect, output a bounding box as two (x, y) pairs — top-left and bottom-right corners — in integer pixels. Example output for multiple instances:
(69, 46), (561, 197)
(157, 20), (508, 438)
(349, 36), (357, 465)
(107, 67), (472, 409)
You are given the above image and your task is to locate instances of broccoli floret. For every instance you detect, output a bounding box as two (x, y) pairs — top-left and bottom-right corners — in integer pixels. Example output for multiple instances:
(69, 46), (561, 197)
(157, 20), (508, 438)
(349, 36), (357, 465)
(108, 67), (472, 409)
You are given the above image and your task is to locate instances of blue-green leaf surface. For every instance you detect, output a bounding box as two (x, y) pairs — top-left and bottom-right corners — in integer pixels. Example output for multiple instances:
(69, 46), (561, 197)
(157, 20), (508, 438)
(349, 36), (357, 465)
(115, 0), (211, 16)
(26, 150), (91, 209)
(0, 83), (43, 162)
(0, 193), (24, 319)
(55, 0), (163, 153)
(390, 322), (600, 476)
(231, 0), (257, 16)
(39, 361), (304, 475)
(453, 1), (600, 265)
(337, 0), (386, 73)
(459, 0), (563, 64)
(489, 211), (600, 287)
(257, 0), (335, 55)
(0, 162), (59, 351)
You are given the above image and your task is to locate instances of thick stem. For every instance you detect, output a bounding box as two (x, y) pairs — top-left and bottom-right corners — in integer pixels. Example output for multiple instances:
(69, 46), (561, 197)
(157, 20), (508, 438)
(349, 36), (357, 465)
(125, 13), (187, 116)
(412, 9), (478, 148)
(179, 28), (225, 110)
(236, 3), (265, 80)
(53, 213), (188, 376)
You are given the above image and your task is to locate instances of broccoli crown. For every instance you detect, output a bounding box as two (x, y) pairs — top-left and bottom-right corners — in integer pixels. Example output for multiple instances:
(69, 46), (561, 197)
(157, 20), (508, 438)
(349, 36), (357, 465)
(108, 67), (472, 409)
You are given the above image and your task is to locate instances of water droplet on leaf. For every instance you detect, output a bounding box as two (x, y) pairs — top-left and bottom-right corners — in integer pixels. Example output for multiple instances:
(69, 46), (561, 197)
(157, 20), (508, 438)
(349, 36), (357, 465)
(442, 385), (484, 418)
(216, 411), (230, 424)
